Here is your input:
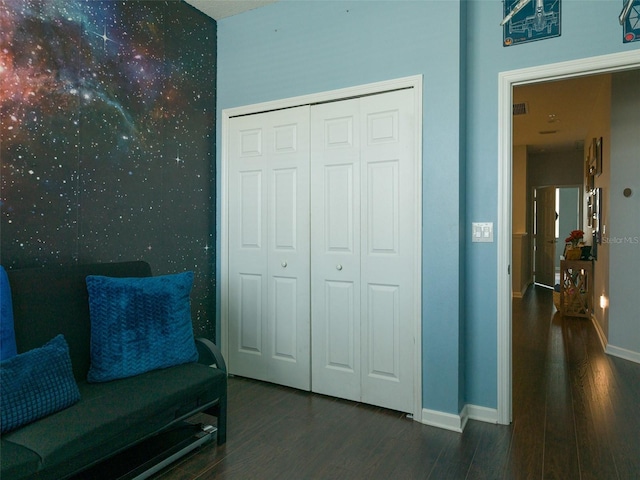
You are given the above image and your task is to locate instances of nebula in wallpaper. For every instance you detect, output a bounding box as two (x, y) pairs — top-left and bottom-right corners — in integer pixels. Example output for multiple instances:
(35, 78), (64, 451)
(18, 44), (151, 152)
(0, 0), (217, 336)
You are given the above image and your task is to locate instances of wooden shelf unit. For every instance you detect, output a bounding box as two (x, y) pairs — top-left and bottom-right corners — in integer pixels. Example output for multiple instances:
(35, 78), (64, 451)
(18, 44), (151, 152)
(559, 259), (593, 318)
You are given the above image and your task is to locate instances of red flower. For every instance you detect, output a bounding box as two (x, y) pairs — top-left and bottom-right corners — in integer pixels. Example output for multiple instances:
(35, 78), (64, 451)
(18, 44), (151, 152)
(565, 230), (584, 243)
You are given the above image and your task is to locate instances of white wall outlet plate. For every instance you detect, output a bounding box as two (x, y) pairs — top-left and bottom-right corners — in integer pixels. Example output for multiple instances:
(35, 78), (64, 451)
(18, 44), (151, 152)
(472, 222), (494, 243)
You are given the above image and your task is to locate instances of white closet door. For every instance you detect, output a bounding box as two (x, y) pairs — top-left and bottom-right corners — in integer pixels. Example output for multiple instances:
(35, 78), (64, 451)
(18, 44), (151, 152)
(310, 98), (362, 402)
(228, 106), (311, 390)
(311, 90), (416, 413)
(359, 90), (416, 413)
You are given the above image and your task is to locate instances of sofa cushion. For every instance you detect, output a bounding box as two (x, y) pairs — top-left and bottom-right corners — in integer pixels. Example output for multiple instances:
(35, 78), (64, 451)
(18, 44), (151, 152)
(85, 271), (198, 382)
(1, 362), (226, 480)
(0, 439), (42, 480)
(7, 261), (153, 381)
(0, 265), (17, 361)
(1, 335), (80, 433)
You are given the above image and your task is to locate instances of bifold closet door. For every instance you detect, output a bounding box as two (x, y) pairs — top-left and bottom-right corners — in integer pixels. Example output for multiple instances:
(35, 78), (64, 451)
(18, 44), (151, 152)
(227, 106), (311, 391)
(310, 98), (363, 403)
(310, 89), (416, 413)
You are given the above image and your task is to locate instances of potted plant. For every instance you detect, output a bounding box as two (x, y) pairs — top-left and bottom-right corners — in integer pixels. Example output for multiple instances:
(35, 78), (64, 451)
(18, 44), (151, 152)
(564, 229), (584, 260)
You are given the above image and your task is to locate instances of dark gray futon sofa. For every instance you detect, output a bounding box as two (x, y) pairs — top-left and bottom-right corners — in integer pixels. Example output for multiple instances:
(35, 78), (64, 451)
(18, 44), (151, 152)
(0, 261), (227, 480)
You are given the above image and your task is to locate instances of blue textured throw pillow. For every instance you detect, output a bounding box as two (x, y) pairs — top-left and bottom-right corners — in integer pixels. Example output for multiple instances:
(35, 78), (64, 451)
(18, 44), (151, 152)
(1, 334), (80, 433)
(0, 265), (17, 361)
(85, 271), (198, 383)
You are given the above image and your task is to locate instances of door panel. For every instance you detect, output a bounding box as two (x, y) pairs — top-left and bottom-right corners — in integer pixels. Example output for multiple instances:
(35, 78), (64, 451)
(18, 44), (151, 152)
(535, 186), (556, 288)
(367, 160), (399, 254)
(311, 98), (362, 402)
(228, 106), (310, 390)
(238, 273), (263, 354)
(239, 171), (262, 248)
(366, 283), (400, 378)
(267, 108), (311, 390)
(273, 168), (297, 249)
(325, 280), (356, 371)
(271, 276), (297, 360)
(311, 90), (415, 413)
(229, 120), (268, 381)
(325, 164), (355, 252)
(360, 90), (415, 413)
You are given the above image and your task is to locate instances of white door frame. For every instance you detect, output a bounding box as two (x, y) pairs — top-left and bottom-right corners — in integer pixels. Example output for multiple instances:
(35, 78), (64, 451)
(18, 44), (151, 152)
(497, 51), (640, 425)
(221, 75), (424, 420)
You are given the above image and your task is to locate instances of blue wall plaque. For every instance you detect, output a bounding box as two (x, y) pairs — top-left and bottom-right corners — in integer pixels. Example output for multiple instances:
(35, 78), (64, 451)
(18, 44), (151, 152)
(502, 0), (561, 47)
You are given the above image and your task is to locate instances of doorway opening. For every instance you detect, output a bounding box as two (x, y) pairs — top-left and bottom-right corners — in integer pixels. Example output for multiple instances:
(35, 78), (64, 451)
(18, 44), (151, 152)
(532, 185), (582, 289)
(497, 51), (640, 425)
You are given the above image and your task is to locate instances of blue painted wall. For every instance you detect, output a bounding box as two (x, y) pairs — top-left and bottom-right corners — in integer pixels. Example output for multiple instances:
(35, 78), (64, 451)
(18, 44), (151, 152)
(217, 0), (640, 416)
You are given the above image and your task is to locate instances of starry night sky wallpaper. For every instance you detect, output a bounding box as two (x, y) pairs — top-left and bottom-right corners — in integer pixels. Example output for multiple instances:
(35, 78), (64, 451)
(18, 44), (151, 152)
(0, 0), (217, 337)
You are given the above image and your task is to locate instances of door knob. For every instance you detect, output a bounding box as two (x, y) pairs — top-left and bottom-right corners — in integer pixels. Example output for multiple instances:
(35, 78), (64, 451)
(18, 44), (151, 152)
(281, 261), (287, 268)
(336, 264), (342, 271)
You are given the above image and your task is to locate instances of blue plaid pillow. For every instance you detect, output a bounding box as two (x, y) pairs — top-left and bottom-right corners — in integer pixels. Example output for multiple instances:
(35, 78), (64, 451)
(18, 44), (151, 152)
(85, 272), (198, 383)
(1, 335), (80, 433)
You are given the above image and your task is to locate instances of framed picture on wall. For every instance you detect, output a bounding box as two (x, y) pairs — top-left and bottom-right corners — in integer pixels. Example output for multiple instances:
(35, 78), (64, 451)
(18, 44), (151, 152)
(622, 0), (640, 43)
(587, 164), (595, 193)
(593, 187), (603, 245)
(501, 0), (561, 46)
(595, 137), (603, 176)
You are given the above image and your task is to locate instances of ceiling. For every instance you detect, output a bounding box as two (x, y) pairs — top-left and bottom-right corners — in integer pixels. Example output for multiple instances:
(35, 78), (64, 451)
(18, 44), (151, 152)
(183, 0), (278, 20)
(513, 74), (610, 154)
(182, 1), (610, 155)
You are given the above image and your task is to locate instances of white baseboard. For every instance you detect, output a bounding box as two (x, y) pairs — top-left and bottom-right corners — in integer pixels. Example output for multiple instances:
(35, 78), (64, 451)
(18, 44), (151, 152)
(605, 344), (640, 364)
(512, 281), (531, 299)
(420, 404), (499, 433)
(466, 404), (499, 424)
(421, 408), (466, 433)
(588, 315), (640, 364)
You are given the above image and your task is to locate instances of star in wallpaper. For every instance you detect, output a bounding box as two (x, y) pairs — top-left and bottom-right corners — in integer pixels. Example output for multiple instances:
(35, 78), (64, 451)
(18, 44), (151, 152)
(0, 0), (217, 337)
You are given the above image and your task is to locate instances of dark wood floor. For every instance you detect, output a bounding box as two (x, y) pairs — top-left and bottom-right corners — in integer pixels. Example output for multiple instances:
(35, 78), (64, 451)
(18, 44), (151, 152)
(154, 286), (640, 479)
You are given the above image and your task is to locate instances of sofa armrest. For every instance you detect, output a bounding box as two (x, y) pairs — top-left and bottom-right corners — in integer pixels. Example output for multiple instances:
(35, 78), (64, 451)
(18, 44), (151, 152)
(195, 338), (227, 374)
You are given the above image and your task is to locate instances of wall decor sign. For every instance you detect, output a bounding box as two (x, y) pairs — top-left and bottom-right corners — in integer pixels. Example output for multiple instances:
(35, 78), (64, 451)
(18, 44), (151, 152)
(501, 0), (561, 47)
(620, 0), (640, 43)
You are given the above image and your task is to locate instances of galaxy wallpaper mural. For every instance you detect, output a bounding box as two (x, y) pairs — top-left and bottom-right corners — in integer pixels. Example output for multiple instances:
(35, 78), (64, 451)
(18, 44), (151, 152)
(0, 0), (217, 337)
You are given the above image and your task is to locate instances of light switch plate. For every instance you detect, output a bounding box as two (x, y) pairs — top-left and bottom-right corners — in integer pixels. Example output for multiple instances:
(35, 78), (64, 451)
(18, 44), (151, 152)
(472, 222), (494, 243)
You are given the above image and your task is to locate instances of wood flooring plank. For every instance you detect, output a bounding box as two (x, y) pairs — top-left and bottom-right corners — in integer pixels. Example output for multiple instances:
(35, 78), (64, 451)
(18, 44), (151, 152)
(597, 355), (640, 479)
(382, 425), (454, 479)
(563, 316), (620, 480)
(464, 421), (512, 480)
(541, 313), (581, 480)
(505, 290), (551, 479)
(425, 421), (485, 480)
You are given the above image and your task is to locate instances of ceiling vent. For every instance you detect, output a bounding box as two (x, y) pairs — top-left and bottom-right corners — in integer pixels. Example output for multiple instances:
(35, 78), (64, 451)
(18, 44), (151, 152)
(513, 102), (528, 115)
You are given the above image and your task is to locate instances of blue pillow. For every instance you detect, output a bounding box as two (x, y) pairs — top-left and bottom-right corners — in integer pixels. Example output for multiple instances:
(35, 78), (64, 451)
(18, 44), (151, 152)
(85, 271), (198, 383)
(0, 265), (17, 361)
(1, 334), (80, 433)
